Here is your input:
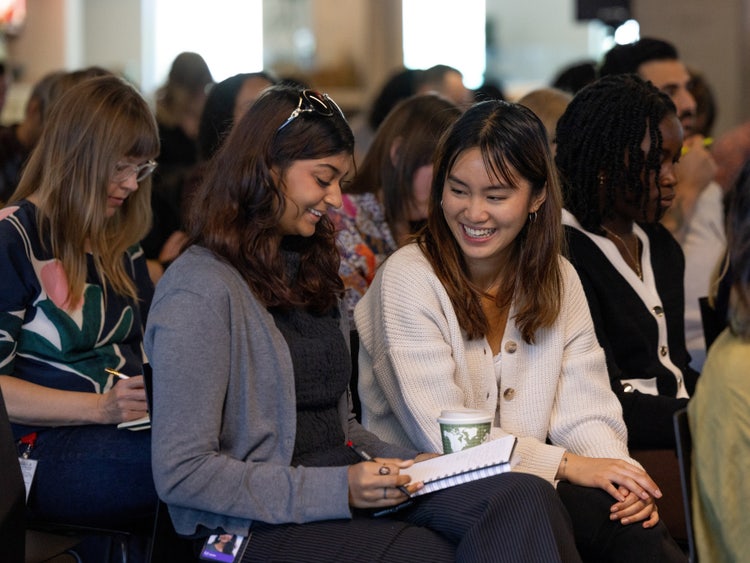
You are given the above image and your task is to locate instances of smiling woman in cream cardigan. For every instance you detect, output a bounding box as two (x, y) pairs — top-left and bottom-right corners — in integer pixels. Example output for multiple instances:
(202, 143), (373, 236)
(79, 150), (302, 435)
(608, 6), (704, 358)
(355, 98), (687, 563)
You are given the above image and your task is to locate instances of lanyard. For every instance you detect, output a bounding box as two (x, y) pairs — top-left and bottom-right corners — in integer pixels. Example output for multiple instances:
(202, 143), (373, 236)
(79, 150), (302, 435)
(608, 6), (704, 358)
(18, 432), (37, 459)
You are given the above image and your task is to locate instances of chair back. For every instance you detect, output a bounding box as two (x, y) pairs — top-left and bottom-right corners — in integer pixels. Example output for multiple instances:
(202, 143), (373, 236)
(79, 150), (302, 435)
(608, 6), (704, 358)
(699, 296), (726, 350)
(141, 362), (196, 562)
(673, 407), (697, 562)
(0, 386), (26, 562)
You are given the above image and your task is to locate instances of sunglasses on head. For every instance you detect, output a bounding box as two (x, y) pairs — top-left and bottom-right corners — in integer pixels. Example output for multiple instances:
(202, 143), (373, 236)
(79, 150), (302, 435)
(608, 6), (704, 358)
(276, 89), (345, 132)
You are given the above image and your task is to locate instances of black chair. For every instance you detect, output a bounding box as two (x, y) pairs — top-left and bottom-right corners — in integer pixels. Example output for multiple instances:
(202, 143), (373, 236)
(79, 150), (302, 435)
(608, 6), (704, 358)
(21, 375), (157, 563)
(1, 381), (138, 563)
(0, 386), (26, 563)
(142, 363), (197, 562)
(673, 408), (697, 563)
(26, 521), (134, 563)
(698, 296), (726, 351)
(349, 329), (362, 422)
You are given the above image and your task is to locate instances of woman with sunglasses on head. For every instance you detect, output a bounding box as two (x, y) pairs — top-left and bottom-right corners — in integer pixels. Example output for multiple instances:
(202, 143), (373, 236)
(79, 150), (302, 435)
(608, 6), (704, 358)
(0, 76), (158, 535)
(145, 84), (580, 562)
(356, 100), (686, 562)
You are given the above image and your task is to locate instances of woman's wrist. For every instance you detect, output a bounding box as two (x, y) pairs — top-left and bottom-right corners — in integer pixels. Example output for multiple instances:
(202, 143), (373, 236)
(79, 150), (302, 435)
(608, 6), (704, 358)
(556, 451), (569, 481)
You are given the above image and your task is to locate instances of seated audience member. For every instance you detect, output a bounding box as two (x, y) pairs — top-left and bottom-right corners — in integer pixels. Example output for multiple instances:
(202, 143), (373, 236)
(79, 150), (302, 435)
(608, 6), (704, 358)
(154, 51), (213, 173)
(0, 71), (62, 204)
(330, 93), (461, 321)
(713, 121), (750, 194)
(144, 71), (276, 282)
(356, 99), (685, 562)
(0, 65), (116, 205)
(0, 60), (10, 115)
(516, 87), (572, 151)
(687, 67), (717, 140)
(473, 79), (506, 102)
(555, 74), (697, 449)
(600, 38), (723, 370)
(551, 59), (597, 95)
(416, 64), (474, 108)
(0, 66), (114, 197)
(145, 52), (213, 281)
(689, 160), (750, 562)
(350, 67), (422, 165)
(0, 76), (158, 530)
(144, 85), (581, 563)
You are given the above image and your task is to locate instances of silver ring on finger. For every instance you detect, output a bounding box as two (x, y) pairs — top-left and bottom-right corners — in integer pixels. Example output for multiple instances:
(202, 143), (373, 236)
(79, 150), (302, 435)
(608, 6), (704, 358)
(383, 487), (388, 499)
(379, 465), (391, 475)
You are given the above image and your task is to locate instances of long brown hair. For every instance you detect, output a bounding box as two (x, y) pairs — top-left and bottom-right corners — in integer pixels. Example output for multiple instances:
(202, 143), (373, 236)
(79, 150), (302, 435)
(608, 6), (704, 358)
(184, 85), (353, 313)
(12, 75), (159, 306)
(348, 94), (460, 236)
(419, 100), (563, 344)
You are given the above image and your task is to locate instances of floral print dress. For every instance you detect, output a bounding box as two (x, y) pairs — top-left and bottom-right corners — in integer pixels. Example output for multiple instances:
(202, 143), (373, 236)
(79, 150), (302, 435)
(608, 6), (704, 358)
(329, 192), (397, 324)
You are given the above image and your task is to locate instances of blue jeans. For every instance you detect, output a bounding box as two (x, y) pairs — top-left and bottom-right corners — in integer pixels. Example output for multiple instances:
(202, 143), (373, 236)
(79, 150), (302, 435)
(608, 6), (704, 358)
(24, 424), (156, 530)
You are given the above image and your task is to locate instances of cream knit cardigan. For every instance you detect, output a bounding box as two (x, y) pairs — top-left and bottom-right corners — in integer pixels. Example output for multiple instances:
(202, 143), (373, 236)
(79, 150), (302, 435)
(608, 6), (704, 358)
(355, 243), (636, 485)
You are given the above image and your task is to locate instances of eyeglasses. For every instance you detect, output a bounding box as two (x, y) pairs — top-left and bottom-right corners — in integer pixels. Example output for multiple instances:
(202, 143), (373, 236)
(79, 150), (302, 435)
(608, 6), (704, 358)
(112, 160), (158, 183)
(276, 89), (345, 132)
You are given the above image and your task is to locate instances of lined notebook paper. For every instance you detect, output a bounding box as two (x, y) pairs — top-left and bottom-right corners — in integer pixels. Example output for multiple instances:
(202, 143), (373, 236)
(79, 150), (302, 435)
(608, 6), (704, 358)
(406, 435), (517, 497)
(117, 414), (151, 431)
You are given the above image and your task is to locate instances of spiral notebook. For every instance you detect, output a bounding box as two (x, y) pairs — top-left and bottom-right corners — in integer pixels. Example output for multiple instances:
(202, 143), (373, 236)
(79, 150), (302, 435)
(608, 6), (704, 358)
(406, 435), (517, 497)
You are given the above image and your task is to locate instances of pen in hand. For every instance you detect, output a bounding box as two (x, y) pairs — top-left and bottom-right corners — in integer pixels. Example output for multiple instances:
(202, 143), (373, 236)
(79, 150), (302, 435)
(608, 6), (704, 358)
(347, 440), (413, 499)
(681, 136), (713, 156)
(105, 368), (130, 379)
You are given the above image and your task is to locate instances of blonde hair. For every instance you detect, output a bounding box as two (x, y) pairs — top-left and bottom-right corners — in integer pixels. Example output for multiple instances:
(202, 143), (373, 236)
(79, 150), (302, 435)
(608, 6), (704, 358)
(12, 75), (159, 307)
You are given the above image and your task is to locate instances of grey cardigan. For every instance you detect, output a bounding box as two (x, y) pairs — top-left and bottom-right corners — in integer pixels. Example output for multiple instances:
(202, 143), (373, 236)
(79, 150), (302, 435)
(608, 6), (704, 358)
(144, 245), (415, 536)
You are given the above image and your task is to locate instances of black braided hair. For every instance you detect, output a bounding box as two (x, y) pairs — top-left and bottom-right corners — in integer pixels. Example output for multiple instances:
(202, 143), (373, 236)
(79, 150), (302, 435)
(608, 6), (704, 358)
(554, 73), (676, 232)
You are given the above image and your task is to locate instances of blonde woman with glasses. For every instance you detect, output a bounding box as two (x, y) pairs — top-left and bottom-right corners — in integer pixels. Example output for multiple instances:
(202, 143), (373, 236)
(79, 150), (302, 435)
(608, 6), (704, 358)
(0, 75), (159, 542)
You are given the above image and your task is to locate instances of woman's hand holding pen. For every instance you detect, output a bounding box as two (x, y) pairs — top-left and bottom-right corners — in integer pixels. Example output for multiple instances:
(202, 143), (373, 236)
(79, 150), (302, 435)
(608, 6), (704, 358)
(557, 453), (661, 527)
(96, 375), (148, 424)
(347, 458), (422, 509)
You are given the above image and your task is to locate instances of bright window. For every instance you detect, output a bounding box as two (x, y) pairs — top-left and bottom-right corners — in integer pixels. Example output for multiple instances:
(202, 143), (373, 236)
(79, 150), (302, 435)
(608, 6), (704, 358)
(402, 0), (486, 89)
(149, 0), (263, 92)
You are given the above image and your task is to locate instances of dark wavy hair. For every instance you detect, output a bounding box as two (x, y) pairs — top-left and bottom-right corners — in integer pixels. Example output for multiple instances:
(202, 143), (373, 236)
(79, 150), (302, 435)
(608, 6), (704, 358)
(198, 71), (276, 160)
(555, 74), (676, 232)
(184, 85), (354, 313)
(419, 100), (563, 344)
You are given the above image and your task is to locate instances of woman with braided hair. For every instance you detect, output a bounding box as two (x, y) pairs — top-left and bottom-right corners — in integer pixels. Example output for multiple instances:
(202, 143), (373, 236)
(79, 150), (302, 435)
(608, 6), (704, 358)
(556, 74), (698, 450)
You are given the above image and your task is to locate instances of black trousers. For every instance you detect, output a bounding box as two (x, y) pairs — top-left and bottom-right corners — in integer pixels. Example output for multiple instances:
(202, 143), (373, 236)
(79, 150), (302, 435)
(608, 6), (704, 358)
(557, 481), (687, 563)
(238, 472), (580, 562)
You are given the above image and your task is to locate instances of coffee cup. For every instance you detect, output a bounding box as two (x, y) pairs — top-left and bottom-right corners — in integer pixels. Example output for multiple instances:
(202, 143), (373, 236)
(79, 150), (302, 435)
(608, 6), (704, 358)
(437, 409), (493, 454)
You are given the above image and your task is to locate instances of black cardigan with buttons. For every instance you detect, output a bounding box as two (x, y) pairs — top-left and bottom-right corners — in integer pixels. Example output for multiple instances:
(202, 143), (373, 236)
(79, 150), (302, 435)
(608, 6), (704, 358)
(564, 222), (699, 449)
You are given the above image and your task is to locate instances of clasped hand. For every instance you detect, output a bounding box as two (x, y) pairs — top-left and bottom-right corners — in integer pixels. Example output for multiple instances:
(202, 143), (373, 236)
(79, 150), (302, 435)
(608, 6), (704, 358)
(347, 458), (423, 509)
(559, 453), (661, 528)
(97, 375), (148, 424)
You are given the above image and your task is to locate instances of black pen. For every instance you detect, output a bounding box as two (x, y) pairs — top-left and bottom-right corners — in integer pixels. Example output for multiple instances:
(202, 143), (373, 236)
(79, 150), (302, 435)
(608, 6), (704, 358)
(346, 440), (413, 499)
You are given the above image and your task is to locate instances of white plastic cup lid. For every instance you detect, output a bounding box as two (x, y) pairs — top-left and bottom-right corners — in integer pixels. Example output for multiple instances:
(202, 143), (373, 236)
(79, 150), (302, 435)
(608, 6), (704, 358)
(437, 409), (493, 425)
